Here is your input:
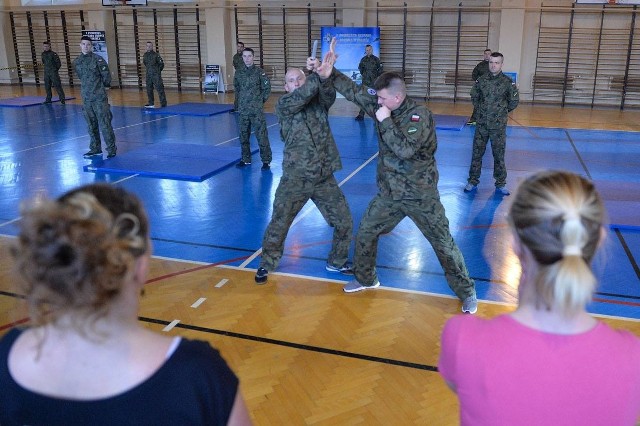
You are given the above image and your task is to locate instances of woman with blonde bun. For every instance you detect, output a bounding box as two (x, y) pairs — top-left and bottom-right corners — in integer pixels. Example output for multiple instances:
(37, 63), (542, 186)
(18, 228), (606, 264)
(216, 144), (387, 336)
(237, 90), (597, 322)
(439, 170), (640, 425)
(0, 184), (251, 426)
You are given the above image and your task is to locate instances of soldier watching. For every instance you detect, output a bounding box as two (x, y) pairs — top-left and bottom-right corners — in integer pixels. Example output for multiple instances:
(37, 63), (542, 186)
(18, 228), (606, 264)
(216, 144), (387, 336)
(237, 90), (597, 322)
(41, 41), (66, 104)
(74, 36), (117, 159)
(233, 47), (272, 169)
(254, 61), (354, 284)
(355, 44), (382, 121)
(231, 41), (244, 112)
(464, 51), (519, 196)
(143, 41), (166, 108)
(467, 48), (492, 125)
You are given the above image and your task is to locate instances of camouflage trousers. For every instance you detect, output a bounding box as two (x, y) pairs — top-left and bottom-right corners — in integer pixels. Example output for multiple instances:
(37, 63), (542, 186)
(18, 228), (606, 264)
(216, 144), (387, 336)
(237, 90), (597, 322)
(146, 73), (166, 106)
(353, 193), (475, 300)
(44, 72), (65, 101)
(259, 174), (353, 272)
(238, 111), (272, 164)
(467, 124), (507, 187)
(82, 99), (116, 155)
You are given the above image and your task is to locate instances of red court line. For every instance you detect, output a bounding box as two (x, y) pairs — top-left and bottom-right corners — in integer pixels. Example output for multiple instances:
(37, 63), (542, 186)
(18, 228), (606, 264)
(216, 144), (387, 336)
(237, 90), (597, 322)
(145, 255), (251, 285)
(0, 317), (29, 332)
(593, 297), (640, 308)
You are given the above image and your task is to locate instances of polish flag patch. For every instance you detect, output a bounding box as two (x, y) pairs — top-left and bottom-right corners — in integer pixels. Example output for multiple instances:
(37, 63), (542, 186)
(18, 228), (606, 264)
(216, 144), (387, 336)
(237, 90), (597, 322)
(411, 114), (420, 122)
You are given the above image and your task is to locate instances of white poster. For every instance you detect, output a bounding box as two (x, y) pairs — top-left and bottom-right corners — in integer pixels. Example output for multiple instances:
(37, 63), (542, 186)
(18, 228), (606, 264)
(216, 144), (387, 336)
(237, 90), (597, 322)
(204, 64), (224, 93)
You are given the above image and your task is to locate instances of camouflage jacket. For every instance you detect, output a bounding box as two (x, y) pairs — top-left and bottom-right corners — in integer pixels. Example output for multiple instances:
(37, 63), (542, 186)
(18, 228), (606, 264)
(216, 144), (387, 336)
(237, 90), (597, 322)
(234, 65), (270, 112)
(471, 60), (489, 82)
(143, 50), (164, 75)
(358, 54), (382, 86)
(73, 52), (111, 102)
(41, 50), (61, 74)
(233, 52), (243, 71)
(276, 73), (340, 179)
(330, 69), (440, 200)
(471, 71), (519, 129)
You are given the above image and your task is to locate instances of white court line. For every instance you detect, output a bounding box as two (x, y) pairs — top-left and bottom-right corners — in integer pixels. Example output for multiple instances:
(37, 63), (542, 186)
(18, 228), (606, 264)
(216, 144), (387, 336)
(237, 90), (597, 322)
(215, 279), (229, 288)
(162, 319), (180, 331)
(215, 123), (279, 146)
(191, 297), (206, 308)
(239, 151), (379, 268)
(111, 174), (140, 184)
(0, 217), (21, 228)
(0, 115), (175, 158)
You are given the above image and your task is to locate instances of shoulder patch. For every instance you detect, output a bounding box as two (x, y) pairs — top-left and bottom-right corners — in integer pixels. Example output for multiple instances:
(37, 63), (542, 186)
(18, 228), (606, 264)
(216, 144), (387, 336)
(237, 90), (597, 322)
(411, 114), (420, 122)
(407, 126), (418, 134)
(367, 88), (377, 96)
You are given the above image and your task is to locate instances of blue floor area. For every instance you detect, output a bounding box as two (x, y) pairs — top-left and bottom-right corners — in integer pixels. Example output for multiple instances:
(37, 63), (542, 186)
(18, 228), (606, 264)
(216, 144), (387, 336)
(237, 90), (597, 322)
(0, 103), (638, 319)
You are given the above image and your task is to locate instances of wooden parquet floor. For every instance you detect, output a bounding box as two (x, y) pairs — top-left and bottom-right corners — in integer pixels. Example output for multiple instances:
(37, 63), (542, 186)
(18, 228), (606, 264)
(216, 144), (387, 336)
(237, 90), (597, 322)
(2, 237), (639, 425)
(1, 85), (639, 423)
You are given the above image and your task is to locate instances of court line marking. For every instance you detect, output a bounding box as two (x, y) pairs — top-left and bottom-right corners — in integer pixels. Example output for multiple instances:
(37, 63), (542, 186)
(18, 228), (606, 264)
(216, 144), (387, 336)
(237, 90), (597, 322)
(215, 123), (279, 146)
(0, 218), (20, 228)
(191, 297), (206, 308)
(0, 115), (175, 158)
(564, 130), (592, 179)
(162, 319), (180, 331)
(215, 279), (229, 288)
(140, 315), (439, 372)
(239, 151), (380, 269)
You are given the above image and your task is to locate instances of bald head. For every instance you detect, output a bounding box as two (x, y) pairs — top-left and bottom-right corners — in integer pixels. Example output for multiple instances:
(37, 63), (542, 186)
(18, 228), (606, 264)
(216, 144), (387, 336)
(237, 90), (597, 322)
(284, 68), (306, 93)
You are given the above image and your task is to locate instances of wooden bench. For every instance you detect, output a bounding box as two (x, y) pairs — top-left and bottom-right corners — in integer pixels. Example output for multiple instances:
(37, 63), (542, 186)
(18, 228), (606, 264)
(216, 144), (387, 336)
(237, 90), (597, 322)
(610, 76), (640, 93)
(444, 71), (475, 86)
(532, 73), (574, 90)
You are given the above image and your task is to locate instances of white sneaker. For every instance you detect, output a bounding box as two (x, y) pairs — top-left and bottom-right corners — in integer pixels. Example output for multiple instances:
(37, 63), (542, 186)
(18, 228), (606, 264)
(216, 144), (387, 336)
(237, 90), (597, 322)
(495, 187), (511, 196)
(462, 295), (478, 314)
(343, 279), (380, 293)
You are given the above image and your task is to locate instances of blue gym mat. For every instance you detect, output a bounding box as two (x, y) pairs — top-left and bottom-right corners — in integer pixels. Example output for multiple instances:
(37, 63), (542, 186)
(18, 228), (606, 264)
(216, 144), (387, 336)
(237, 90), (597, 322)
(433, 114), (468, 131)
(593, 179), (640, 230)
(0, 96), (74, 107)
(144, 102), (233, 116)
(82, 143), (258, 181)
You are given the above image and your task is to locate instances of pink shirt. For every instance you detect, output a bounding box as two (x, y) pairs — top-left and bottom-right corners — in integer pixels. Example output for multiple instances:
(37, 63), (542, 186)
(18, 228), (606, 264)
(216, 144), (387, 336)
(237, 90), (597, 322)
(439, 314), (640, 426)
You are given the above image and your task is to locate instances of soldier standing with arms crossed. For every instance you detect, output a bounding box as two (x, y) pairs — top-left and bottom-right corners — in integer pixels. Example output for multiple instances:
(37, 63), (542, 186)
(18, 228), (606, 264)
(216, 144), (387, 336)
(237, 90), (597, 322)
(317, 39), (478, 314)
(74, 36), (117, 159)
(355, 44), (382, 121)
(467, 48), (491, 125)
(41, 41), (65, 104)
(143, 41), (167, 108)
(234, 47), (272, 169)
(464, 52), (519, 196)
(255, 58), (353, 284)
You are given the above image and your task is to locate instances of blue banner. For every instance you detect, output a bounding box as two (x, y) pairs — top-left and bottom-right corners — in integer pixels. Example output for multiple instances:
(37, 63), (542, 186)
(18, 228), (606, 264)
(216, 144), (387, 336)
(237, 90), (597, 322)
(320, 27), (380, 85)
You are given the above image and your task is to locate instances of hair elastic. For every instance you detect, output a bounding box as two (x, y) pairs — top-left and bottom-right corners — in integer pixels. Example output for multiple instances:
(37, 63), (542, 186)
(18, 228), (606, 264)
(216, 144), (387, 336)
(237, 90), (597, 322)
(562, 244), (582, 256)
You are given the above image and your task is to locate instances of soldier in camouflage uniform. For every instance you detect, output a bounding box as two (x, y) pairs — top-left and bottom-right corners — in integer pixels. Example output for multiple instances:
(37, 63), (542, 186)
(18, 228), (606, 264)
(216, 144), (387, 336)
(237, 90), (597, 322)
(74, 36), (117, 159)
(143, 41), (166, 108)
(467, 48), (492, 125)
(231, 41), (244, 112)
(355, 44), (382, 120)
(41, 41), (65, 104)
(233, 47), (272, 169)
(317, 46), (477, 313)
(464, 52), (519, 196)
(254, 61), (353, 284)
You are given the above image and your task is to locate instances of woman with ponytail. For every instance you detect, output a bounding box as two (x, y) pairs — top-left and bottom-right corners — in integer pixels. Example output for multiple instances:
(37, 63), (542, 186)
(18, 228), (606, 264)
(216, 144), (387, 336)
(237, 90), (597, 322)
(0, 184), (251, 426)
(439, 170), (640, 425)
